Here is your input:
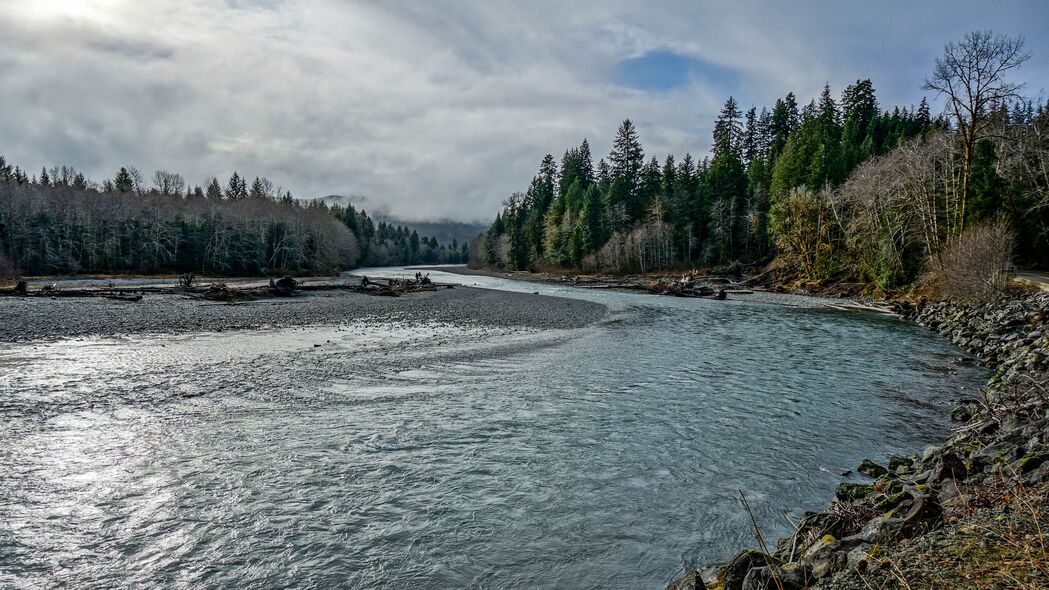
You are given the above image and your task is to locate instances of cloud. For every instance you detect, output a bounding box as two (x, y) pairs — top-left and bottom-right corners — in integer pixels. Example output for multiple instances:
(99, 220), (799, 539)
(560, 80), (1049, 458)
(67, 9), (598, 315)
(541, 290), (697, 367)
(1, 0), (1047, 221)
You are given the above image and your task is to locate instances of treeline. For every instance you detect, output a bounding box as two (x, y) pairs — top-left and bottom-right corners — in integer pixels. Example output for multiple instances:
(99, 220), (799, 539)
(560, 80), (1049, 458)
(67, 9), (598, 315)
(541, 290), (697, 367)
(477, 31), (1049, 289)
(334, 204), (470, 267)
(0, 160), (466, 276)
(477, 83), (936, 274)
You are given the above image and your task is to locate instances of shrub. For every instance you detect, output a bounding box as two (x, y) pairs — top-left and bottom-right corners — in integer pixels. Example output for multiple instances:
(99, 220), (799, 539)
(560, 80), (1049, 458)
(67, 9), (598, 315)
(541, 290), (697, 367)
(927, 219), (1014, 303)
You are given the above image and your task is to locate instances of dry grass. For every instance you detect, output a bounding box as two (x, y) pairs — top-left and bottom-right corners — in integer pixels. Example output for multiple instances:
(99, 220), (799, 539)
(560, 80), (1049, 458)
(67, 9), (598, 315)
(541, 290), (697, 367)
(841, 486), (1049, 590)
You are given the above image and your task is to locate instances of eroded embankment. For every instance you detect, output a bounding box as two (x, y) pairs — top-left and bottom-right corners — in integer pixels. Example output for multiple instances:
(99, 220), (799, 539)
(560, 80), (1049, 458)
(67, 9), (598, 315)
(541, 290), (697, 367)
(670, 290), (1049, 590)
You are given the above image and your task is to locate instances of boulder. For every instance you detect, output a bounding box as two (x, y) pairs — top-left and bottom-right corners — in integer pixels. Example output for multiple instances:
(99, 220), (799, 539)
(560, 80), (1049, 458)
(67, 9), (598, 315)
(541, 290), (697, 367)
(887, 455), (913, 472)
(835, 482), (873, 502)
(899, 495), (942, 539)
(664, 569), (703, 590)
(857, 459), (888, 478)
(741, 564), (810, 590)
(845, 543), (874, 572)
(722, 549), (767, 590)
(929, 451), (967, 483)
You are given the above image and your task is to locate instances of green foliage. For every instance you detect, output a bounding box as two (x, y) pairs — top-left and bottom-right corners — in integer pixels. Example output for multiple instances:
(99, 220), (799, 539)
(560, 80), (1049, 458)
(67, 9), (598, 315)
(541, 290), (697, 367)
(479, 80), (938, 274)
(769, 187), (841, 280)
(0, 157), (469, 275)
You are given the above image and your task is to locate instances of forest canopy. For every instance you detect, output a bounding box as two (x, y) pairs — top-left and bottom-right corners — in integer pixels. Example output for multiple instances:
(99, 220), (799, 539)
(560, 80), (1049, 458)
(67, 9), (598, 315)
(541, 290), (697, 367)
(0, 162), (469, 277)
(474, 31), (1049, 289)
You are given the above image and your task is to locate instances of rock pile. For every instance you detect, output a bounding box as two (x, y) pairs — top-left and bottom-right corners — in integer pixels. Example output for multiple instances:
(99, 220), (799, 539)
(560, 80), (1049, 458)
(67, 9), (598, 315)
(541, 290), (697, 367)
(668, 290), (1049, 590)
(907, 291), (1049, 381)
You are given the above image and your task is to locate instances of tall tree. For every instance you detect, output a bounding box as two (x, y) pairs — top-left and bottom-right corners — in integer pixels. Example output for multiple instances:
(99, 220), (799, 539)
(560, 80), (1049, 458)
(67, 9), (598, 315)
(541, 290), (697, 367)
(713, 97), (743, 157)
(114, 167), (134, 193)
(205, 177), (223, 200)
(609, 119), (645, 220)
(923, 30), (1030, 233)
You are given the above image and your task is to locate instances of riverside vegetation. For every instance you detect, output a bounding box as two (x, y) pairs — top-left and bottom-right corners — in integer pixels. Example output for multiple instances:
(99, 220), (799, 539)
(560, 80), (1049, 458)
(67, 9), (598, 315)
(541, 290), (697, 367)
(0, 165), (469, 278)
(473, 31), (1049, 292)
(655, 33), (1049, 590)
(470, 29), (1049, 589)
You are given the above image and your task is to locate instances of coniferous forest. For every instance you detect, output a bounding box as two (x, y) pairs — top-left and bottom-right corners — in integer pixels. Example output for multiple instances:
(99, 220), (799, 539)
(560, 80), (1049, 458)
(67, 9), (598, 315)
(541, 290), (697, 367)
(476, 32), (1049, 289)
(0, 163), (469, 277)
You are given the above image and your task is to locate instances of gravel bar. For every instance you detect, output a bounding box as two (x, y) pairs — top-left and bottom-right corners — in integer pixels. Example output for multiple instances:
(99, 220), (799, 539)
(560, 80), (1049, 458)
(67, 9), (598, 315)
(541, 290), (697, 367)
(0, 286), (607, 342)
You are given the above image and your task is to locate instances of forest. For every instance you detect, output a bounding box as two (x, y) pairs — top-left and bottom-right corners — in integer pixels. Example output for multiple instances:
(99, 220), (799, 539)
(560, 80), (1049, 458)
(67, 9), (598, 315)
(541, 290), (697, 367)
(0, 163), (469, 277)
(474, 31), (1049, 291)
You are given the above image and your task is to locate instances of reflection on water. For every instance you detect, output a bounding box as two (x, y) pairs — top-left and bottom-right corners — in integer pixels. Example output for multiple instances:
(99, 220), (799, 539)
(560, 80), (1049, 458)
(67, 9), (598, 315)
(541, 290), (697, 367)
(0, 268), (986, 589)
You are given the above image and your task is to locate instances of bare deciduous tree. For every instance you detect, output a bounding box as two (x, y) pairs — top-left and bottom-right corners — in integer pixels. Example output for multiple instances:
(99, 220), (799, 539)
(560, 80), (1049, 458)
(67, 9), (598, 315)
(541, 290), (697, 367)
(152, 170), (186, 196)
(923, 31), (1030, 233)
(927, 219), (1014, 302)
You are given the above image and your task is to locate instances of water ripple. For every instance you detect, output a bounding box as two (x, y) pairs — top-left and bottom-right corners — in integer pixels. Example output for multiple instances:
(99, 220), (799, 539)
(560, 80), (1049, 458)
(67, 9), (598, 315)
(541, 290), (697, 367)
(0, 271), (987, 589)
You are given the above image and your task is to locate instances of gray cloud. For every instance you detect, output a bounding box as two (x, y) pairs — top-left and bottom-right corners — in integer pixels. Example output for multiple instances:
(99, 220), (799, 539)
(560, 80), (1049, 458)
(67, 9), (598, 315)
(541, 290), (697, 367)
(1, 0), (1047, 221)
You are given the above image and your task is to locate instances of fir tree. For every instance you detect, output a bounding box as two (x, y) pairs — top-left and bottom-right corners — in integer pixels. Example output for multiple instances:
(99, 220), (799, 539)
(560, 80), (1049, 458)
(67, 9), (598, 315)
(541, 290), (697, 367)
(114, 167), (134, 193)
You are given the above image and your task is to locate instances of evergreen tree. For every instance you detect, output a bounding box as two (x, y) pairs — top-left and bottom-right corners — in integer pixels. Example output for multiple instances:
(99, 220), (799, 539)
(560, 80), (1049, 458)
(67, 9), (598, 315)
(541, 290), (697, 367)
(661, 154), (677, 196)
(609, 119), (645, 220)
(206, 177), (223, 200)
(249, 177), (268, 199)
(114, 167), (134, 193)
(713, 97), (743, 156)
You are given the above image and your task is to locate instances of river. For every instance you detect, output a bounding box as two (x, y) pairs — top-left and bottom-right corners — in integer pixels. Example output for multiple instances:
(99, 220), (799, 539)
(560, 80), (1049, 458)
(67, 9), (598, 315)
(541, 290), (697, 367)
(0, 267), (986, 589)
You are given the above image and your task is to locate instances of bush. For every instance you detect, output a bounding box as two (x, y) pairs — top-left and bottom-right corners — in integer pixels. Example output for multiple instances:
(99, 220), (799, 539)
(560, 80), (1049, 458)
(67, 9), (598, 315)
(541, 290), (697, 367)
(927, 219), (1014, 303)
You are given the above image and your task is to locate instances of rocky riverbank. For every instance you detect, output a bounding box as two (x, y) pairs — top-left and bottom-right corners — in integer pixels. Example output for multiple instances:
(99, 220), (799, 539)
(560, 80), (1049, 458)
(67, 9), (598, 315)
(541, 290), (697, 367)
(669, 289), (1049, 590)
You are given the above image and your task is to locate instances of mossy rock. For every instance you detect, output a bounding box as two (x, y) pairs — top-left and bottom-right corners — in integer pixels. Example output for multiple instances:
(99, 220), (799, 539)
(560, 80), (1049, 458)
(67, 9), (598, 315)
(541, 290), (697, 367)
(836, 482), (874, 502)
(872, 491), (910, 513)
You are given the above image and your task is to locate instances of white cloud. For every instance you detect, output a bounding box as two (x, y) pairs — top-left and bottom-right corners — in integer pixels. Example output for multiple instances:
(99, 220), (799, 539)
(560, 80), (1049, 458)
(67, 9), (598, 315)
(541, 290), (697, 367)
(1, 0), (1046, 220)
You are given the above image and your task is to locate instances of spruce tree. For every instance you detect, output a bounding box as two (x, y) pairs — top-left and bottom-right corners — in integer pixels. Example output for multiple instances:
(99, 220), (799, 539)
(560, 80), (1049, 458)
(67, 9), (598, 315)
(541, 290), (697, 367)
(114, 167), (134, 192)
(225, 172), (244, 200)
(206, 177), (223, 200)
(609, 119), (645, 220)
(713, 97), (743, 157)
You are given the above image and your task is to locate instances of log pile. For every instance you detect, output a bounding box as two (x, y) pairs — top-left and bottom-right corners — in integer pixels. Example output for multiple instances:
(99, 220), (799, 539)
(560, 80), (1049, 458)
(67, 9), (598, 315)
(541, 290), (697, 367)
(0, 274), (453, 302)
(648, 269), (739, 299)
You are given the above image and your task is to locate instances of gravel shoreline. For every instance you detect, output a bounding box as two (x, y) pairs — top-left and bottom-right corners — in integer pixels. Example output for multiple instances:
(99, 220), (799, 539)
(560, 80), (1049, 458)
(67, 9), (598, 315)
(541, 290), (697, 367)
(0, 286), (607, 342)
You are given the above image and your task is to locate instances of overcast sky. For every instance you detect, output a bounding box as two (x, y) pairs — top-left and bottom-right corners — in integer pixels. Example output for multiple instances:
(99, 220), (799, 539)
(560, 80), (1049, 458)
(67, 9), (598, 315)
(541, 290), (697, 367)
(3, 1), (1047, 221)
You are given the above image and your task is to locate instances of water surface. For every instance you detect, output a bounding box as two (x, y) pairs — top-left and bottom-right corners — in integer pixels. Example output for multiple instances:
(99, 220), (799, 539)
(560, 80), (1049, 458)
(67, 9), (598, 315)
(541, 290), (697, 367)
(0, 267), (986, 588)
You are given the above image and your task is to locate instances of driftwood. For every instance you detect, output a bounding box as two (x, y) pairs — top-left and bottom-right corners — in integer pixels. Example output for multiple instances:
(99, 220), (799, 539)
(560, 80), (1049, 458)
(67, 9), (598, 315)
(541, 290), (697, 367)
(101, 292), (143, 302)
(0, 275), (453, 302)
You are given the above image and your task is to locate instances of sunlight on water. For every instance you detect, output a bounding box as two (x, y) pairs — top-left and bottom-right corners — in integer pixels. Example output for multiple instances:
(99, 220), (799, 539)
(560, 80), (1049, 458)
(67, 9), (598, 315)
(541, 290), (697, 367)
(0, 270), (987, 589)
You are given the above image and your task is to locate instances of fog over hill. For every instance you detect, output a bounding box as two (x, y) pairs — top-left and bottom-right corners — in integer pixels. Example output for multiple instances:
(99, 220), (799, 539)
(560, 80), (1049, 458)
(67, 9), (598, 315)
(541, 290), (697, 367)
(314, 194), (487, 247)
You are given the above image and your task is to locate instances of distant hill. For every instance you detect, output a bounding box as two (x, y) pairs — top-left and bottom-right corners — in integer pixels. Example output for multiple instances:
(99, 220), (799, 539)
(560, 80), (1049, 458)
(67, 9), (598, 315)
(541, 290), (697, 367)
(377, 217), (488, 247)
(315, 194), (368, 208)
(311, 195), (487, 247)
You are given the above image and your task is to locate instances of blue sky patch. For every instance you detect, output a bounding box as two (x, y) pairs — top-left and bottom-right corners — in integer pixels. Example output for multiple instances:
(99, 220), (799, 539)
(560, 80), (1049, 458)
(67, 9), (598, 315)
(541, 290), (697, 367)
(614, 50), (739, 93)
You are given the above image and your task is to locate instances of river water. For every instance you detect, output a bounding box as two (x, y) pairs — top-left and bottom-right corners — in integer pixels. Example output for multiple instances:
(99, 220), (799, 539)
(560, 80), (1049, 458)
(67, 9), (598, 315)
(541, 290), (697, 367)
(0, 267), (986, 589)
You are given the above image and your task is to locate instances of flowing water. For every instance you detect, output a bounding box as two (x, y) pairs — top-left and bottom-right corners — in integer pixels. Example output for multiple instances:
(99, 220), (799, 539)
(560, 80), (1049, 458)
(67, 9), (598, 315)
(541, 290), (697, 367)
(0, 267), (986, 589)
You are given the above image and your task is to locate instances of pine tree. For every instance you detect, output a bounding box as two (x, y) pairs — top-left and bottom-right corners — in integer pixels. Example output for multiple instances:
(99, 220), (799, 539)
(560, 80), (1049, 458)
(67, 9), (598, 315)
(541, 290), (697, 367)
(0, 155), (13, 182)
(713, 97), (743, 157)
(742, 107), (760, 166)
(578, 138), (594, 187)
(249, 177), (267, 199)
(769, 92), (800, 160)
(225, 172), (245, 200)
(609, 119), (645, 220)
(916, 97), (932, 131)
(114, 167), (134, 193)
(39, 167), (50, 187)
(206, 177), (223, 200)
